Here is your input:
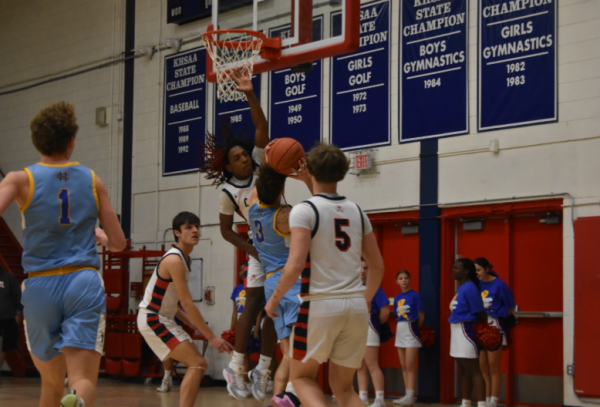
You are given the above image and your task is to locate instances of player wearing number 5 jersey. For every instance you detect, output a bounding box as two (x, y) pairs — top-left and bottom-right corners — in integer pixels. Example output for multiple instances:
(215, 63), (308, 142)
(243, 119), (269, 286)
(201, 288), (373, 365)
(265, 143), (384, 407)
(0, 102), (126, 407)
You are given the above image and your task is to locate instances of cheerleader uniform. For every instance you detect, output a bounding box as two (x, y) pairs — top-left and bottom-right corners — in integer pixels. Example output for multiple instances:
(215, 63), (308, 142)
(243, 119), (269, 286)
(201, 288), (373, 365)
(480, 278), (515, 348)
(367, 287), (390, 347)
(449, 281), (486, 359)
(231, 283), (246, 319)
(393, 290), (423, 348)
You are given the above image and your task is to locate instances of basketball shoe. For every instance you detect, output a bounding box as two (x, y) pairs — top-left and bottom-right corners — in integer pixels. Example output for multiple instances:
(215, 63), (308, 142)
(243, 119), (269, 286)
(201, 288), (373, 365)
(223, 364), (249, 399)
(248, 368), (270, 400)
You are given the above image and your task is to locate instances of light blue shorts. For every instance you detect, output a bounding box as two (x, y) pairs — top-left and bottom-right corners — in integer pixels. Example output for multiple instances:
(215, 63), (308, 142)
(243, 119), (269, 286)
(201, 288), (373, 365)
(264, 271), (301, 340)
(21, 269), (106, 361)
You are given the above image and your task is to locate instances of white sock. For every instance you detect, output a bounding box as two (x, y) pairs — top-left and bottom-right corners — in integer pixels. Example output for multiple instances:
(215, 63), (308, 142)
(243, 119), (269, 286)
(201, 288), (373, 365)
(286, 382), (297, 395)
(462, 400), (472, 407)
(229, 351), (245, 369)
(491, 397), (499, 403)
(257, 354), (272, 371)
(486, 398), (491, 406)
(406, 390), (415, 399)
(163, 369), (171, 381)
(376, 391), (385, 401)
(359, 390), (368, 401)
(478, 402), (487, 407)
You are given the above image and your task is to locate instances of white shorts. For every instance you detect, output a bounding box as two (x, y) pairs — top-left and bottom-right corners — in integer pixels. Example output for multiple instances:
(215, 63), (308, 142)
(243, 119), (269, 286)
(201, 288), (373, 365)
(291, 297), (368, 369)
(487, 315), (508, 347)
(246, 255), (265, 288)
(395, 321), (422, 348)
(137, 312), (192, 361)
(450, 322), (480, 359)
(366, 322), (380, 347)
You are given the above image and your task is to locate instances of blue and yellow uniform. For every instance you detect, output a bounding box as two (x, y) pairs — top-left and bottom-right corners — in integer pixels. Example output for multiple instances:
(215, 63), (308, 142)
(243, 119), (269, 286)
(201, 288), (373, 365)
(20, 162), (106, 361)
(248, 202), (300, 340)
(231, 284), (246, 314)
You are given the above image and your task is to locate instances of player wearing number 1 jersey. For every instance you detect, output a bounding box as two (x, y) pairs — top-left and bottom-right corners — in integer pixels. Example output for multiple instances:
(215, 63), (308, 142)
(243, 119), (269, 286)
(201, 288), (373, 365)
(266, 143), (384, 407)
(0, 102), (127, 407)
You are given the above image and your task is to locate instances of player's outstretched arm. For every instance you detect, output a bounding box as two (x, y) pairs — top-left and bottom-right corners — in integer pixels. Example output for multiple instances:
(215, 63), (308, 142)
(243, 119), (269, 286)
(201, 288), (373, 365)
(0, 171), (28, 217)
(287, 158), (314, 194)
(220, 213), (259, 259)
(231, 69), (268, 148)
(265, 227), (310, 318)
(95, 175), (127, 252)
(167, 257), (234, 353)
(362, 231), (384, 304)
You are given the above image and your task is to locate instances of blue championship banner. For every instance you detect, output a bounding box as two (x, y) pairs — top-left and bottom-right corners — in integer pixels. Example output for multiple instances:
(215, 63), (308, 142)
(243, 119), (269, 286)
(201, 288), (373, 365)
(213, 74), (261, 140)
(400, 0), (469, 142)
(268, 17), (323, 152)
(163, 47), (207, 176)
(330, 0), (391, 151)
(478, 0), (557, 131)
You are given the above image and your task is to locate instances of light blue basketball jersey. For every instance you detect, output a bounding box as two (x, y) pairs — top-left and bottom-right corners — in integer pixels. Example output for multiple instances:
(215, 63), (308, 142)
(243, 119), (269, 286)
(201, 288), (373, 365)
(21, 162), (101, 273)
(248, 202), (290, 274)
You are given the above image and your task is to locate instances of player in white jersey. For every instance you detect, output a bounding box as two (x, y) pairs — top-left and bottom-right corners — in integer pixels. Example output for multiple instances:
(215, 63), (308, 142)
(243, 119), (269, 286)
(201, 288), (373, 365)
(137, 212), (234, 407)
(266, 143), (384, 407)
(199, 70), (278, 399)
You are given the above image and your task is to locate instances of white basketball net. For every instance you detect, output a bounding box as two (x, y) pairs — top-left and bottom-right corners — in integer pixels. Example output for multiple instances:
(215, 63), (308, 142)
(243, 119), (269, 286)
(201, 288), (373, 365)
(203, 31), (263, 101)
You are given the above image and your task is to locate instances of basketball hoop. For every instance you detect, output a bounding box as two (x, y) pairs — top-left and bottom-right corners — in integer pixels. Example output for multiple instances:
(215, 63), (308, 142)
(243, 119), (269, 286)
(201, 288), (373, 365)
(202, 28), (281, 101)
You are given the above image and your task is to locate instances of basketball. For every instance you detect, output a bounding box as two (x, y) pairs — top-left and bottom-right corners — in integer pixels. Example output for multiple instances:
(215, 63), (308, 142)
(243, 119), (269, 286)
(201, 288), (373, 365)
(265, 138), (305, 175)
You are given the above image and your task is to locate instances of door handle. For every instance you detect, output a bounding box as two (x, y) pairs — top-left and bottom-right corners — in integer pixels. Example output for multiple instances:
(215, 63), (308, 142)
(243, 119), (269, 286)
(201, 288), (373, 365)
(513, 305), (563, 318)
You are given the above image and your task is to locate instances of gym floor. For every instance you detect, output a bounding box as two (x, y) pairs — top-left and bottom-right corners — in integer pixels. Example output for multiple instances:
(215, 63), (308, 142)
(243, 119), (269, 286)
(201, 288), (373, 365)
(0, 376), (433, 406)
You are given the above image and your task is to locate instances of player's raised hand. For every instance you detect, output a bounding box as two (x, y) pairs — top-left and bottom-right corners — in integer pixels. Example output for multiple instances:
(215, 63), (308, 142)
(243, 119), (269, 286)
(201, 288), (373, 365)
(231, 68), (253, 93)
(209, 336), (235, 354)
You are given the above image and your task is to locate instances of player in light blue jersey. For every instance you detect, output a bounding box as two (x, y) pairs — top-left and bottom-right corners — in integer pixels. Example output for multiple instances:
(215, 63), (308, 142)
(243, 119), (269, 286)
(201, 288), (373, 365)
(0, 102), (126, 407)
(247, 162), (312, 407)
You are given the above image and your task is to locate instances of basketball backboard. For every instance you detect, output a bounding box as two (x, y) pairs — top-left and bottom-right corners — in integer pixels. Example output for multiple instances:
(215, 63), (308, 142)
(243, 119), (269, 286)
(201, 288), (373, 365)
(205, 0), (360, 82)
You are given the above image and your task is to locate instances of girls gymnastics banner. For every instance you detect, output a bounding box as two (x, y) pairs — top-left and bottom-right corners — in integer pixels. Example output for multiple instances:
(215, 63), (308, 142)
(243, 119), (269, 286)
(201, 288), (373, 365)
(478, 0), (557, 131)
(400, 0), (469, 142)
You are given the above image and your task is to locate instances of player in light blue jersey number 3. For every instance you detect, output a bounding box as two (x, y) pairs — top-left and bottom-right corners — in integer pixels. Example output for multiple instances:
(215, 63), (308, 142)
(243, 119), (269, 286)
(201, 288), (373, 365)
(0, 102), (127, 407)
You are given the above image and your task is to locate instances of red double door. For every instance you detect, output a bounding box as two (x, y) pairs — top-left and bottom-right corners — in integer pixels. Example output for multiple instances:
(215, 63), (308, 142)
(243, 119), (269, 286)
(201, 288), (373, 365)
(440, 200), (564, 406)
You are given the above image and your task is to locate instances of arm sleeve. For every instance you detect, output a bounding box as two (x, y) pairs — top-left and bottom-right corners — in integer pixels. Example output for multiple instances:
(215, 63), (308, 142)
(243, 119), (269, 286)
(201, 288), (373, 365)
(219, 190), (236, 216)
(10, 274), (23, 311)
(359, 207), (373, 235)
(466, 285), (486, 314)
(289, 203), (316, 231)
(252, 147), (265, 166)
(375, 288), (389, 309)
(416, 292), (424, 312)
(501, 282), (516, 310)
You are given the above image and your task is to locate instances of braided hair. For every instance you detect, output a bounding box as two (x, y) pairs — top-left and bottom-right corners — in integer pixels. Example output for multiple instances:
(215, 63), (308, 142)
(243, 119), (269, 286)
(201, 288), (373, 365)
(198, 122), (257, 185)
(456, 258), (480, 290)
(474, 257), (499, 278)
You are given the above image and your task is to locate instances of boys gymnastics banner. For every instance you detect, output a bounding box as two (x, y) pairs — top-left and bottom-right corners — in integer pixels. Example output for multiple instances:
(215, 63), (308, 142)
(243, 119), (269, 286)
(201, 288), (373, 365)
(478, 0), (557, 131)
(163, 47), (207, 176)
(400, 0), (469, 142)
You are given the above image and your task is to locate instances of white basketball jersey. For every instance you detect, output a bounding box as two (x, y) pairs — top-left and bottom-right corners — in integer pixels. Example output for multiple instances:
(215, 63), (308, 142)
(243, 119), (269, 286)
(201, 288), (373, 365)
(289, 193), (372, 301)
(221, 176), (256, 223)
(139, 247), (191, 319)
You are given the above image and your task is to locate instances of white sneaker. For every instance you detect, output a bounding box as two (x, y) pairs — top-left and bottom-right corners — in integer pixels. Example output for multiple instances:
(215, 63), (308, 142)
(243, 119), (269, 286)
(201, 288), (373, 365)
(266, 379), (274, 393)
(360, 397), (369, 406)
(369, 400), (386, 407)
(60, 390), (84, 407)
(393, 396), (407, 405)
(400, 396), (414, 406)
(156, 377), (173, 392)
(248, 368), (270, 401)
(223, 365), (249, 399)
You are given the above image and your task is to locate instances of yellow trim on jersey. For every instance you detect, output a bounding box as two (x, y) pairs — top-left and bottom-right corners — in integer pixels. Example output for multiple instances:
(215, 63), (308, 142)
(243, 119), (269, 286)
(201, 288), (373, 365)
(273, 205), (292, 238)
(36, 162), (80, 167)
(265, 266), (284, 279)
(257, 202), (278, 208)
(20, 168), (35, 213)
(91, 169), (100, 211)
(28, 266), (98, 278)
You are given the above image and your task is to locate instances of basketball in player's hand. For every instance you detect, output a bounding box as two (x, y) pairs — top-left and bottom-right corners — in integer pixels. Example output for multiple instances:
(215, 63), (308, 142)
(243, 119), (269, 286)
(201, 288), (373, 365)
(265, 138), (305, 175)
